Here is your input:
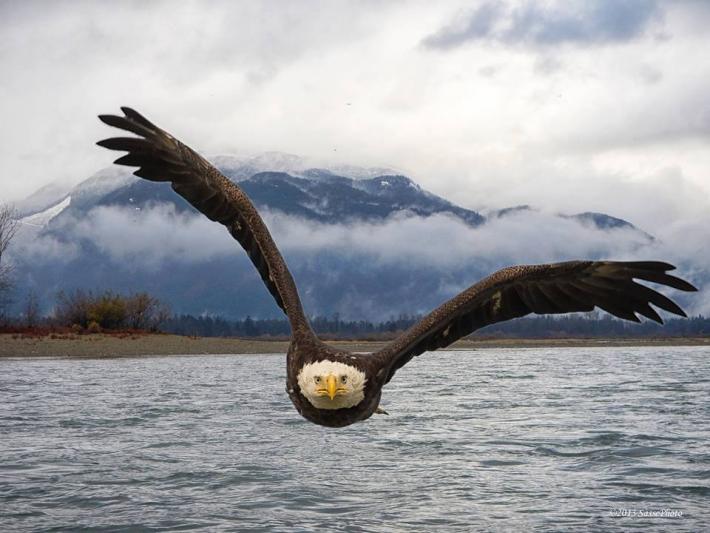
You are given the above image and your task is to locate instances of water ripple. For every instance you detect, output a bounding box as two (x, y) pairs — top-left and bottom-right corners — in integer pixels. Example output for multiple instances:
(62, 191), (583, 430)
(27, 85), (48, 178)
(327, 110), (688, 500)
(1, 347), (708, 532)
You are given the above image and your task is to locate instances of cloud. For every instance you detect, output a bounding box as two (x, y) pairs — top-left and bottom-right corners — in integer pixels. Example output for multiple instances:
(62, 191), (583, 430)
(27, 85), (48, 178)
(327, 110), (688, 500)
(2, 0), (710, 268)
(75, 204), (237, 268)
(266, 209), (652, 269)
(422, 2), (502, 50)
(423, 0), (661, 50)
(0, 0), (385, 201)
(11, 228), (80, 265)
(22, 202), (675, 270)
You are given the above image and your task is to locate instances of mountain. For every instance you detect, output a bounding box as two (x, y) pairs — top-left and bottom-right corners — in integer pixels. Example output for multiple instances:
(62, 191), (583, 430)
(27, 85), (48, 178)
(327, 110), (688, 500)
(22, 164), (644, 234)
(10, 153), (660, 320)
(14, 181), (74, 217)
(489, 205), (654, 241)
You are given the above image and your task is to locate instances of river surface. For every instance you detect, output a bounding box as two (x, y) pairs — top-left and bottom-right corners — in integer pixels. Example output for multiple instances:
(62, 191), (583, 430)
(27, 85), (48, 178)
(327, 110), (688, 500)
(1, 347), (709, 532)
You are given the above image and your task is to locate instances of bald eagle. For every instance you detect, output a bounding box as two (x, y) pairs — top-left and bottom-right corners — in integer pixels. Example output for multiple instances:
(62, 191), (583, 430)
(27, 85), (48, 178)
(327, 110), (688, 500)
(98, 107), (697, 428)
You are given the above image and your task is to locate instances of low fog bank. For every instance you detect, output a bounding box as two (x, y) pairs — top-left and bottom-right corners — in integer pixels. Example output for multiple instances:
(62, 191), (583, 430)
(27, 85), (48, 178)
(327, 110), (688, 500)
(10, 203), (708, 319)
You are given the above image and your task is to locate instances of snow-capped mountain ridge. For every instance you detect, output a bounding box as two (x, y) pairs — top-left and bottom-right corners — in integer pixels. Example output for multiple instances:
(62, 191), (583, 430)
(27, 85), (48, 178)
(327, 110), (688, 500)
(8, 155), (672, 321)
(20, 154), (650, 235)
(206, 152), (401, 183)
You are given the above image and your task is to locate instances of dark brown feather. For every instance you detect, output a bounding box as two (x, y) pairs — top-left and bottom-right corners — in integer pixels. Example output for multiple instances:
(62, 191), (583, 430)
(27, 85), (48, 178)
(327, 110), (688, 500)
(98, 114), (154, 138)
(629, 270), (697, 292)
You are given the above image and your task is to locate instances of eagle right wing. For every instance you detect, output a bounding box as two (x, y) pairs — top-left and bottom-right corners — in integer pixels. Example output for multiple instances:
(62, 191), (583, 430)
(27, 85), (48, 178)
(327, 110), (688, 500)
(97, 107), (312, 336)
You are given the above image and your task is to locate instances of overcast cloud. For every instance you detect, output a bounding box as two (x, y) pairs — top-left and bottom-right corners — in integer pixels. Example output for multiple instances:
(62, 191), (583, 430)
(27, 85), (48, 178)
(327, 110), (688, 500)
(1, 0), (709, 241)
(422, 0), (661, 49)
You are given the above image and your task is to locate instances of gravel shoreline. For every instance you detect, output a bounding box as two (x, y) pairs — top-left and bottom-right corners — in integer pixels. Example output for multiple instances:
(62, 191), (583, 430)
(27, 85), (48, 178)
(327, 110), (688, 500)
(1, 333), (709, 358)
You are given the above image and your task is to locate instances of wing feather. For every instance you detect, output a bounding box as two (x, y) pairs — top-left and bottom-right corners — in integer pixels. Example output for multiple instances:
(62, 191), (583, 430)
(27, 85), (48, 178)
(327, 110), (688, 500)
(538, 283), (579, 311)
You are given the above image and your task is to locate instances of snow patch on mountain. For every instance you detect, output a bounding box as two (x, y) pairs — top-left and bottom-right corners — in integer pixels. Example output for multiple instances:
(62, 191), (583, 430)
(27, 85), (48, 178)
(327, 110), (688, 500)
(209, 152), (401, 182)
(324, 163), (402, 180)
(71, 167), (137, 206)
(20, 196), (71, 228)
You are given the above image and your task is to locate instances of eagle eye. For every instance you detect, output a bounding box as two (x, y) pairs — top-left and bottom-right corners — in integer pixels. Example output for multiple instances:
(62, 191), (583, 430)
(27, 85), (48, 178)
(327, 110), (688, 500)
(341, 375), (348, 384)
(314, 376), (321, 384)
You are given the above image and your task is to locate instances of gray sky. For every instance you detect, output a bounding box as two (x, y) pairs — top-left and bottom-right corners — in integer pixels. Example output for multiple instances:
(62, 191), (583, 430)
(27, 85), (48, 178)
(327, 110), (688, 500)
(2, 0), (710, 234)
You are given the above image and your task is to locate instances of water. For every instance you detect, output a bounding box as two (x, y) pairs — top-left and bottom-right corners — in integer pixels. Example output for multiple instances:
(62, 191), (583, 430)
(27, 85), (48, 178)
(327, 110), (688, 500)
(1, 347), (709, 532)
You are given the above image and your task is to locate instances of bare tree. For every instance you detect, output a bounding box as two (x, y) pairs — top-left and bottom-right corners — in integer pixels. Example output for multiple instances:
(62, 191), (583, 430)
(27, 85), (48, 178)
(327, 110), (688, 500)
(23, 290), (40, 329)
(0, 204), (19, 319)
(125, 292), (170, 330)
(54, 289), (92, 328)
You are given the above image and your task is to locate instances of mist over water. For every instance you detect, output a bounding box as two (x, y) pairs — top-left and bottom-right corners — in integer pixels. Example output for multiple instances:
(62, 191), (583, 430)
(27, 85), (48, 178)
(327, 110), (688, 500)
(2, 347), (709, 532)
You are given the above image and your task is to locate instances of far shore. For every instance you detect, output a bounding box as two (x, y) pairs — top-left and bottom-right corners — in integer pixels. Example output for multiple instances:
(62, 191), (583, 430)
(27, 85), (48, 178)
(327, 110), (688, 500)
(1, 332), (709, 358)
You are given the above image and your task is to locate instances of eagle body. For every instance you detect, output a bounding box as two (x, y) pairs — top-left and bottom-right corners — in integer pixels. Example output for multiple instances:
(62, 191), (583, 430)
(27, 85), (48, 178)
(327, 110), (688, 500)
(98, 107), (698, 428)
(286, 341), (384, 427)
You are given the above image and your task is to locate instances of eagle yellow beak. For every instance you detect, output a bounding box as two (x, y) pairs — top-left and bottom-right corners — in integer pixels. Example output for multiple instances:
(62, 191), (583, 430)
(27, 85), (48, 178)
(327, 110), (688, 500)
(326, 375), (338, 400)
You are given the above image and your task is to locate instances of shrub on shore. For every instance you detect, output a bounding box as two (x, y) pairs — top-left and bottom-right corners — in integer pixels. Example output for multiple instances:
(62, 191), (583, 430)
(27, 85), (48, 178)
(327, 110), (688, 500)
(55, 290), (170, 332)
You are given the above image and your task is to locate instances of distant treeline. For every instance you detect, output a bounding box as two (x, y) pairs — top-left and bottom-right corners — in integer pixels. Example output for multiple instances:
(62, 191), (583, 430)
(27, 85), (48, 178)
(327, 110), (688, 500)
(478, 313), (710, 338)
(162, 313), (419, 339)
(162, 312), (710, 339)
(6, 286), (710, 338)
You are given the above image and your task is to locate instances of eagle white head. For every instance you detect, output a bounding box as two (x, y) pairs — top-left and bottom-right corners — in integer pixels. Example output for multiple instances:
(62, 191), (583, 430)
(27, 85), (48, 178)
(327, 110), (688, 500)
(297, 360), (367, 410)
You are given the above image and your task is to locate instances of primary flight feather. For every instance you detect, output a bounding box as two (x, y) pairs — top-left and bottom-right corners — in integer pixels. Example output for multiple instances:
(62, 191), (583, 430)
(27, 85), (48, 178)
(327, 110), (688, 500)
(98, 107), (697, 428)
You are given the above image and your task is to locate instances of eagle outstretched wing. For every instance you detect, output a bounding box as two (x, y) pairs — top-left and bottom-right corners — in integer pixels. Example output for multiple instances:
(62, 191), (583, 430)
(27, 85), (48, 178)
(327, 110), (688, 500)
(373, 261), (697, 383)
(97, 107), (311, 335)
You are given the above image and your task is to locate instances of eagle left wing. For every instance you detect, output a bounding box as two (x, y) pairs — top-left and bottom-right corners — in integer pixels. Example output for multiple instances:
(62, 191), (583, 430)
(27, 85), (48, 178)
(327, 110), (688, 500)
(372, 260), (697, 384)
